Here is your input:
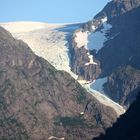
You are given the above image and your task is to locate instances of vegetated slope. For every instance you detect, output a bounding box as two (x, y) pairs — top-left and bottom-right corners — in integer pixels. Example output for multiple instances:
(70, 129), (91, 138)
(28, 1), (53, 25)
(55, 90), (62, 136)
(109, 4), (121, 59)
(0, 26), (118, 140)
(93, 92), (140, 140)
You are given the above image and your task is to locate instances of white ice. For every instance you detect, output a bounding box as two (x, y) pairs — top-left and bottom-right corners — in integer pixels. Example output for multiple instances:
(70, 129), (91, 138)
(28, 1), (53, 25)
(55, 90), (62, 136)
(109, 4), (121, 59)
(87, 19), (112, 52)
(74, 30), (88, 48)
(0, 22), (80, 78)
(85, 54), (97, 66)
(90, 77), (107, 94)
(101, 16), (107, 23)
(78, 80), (125, 116)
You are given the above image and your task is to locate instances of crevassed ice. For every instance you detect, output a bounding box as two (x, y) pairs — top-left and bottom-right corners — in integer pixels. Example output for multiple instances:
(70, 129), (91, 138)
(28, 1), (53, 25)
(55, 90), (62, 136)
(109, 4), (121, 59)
(1, 22), (80, 78)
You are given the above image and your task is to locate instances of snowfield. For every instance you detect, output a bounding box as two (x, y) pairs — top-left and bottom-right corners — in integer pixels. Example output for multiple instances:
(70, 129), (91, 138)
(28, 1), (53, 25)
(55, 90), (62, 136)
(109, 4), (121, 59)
(75, 30), (88, 48)
(74, 16), (112, 52)
(74, 16), (112, 66)
(87, 22), (112, 52)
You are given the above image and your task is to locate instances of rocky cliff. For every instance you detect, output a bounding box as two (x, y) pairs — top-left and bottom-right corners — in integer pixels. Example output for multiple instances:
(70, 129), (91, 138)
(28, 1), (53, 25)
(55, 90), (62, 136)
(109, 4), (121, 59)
(104, 66), (140, 108)
(95, 0), (140, 19)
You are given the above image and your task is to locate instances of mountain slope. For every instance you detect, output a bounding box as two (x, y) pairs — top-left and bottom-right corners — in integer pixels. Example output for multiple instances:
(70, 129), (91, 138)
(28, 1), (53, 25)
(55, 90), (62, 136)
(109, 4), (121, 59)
(96, 2), (140, 107)
(93, 92), (140, 140)
(70, 0), (140, 107)
(0, 21), (125, 113)
(0, 26), (119, 140)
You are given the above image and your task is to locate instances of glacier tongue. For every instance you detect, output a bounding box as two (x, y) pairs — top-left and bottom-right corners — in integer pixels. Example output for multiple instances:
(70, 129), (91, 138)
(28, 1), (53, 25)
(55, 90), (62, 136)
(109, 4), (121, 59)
(87, 86), (125, 116)
(78, 80), (125, 116)
(1, 22), (80, 78)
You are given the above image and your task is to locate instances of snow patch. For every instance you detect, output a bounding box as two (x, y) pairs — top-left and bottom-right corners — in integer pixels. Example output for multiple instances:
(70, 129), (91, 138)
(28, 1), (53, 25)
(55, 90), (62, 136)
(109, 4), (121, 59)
(85, 54), (97, 66)
(74, 31), (88, 48)
(48, 136), (65, 140)
(91, 25), (96, 31)
(101, 16), (107, 23)
(80, 112), (84, 115)
(90, 77), (107, 94)
(78, 80), (93, 85)
(74, 16), (112, 67)
(87, 20), (112, 52)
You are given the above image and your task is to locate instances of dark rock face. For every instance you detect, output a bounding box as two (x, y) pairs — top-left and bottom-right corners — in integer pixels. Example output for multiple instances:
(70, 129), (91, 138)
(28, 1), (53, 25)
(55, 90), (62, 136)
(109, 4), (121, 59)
(97, 5), (140, 76)
(96, 5), (140, 107)
(71, 1), (140, 108)
(95, 0), (140, 20)
(73, 0), (140, 107)
(104, 66), (140, 107)
(70, 0), (140, 81)
(93, 92), (140, 140)
(0, 26), (117, 140)
(70, 5), (140, 109)
(83, 0), (140, 32)
(70, 43), (101, 81)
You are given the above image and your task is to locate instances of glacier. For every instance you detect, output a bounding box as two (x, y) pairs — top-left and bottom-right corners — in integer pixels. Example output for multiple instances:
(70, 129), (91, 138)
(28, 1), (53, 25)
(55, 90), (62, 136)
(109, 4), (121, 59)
(0, 21), (125, 115)
(1, 22), (81, 78)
